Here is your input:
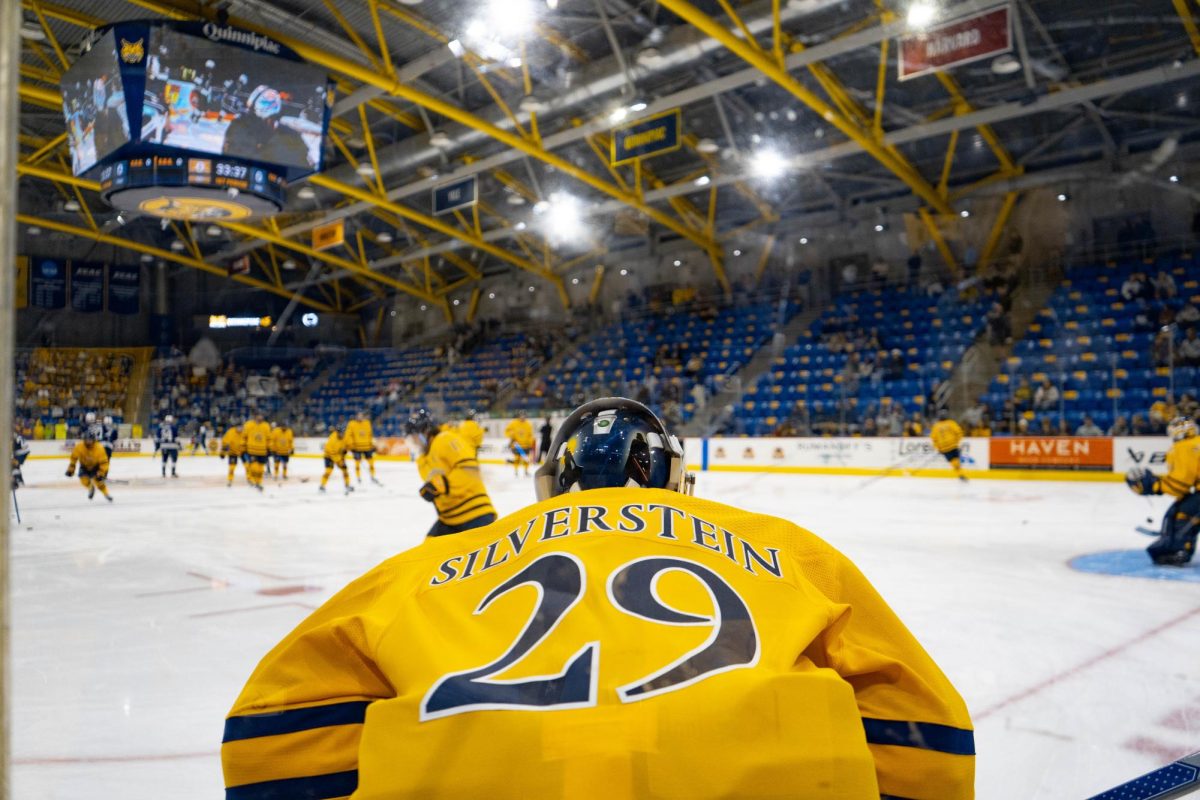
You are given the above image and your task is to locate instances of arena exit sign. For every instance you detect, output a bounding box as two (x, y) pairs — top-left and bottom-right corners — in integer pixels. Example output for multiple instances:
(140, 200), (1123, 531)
(433, 176), (478, 216)
(898, 6), (1012, 81)
(611, 109), (682, 165)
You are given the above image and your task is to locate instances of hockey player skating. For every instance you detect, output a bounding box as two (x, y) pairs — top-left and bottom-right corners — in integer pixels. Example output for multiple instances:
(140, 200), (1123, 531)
(12, 432), (29, 488)
(155, 415), (181, 478)
(100, 415), (118, 463)
(505, 410), (535, 476)
(243, 413), (271, 492)
(318, 428), (354, 495)
(223, 397), (974, 800)
(83, 411), (103, 441)
(1126, 416), (1200, 566)
(345, 411), (381, 485)
(930, 409), (969, 482)
(457, 408), (485, 458)
(66, 429), (113, 502)
(270, 421), (294, 480)
(220, 422), (245, 487)
(405, 408), (496, 537)
(191, 422), (210, 456)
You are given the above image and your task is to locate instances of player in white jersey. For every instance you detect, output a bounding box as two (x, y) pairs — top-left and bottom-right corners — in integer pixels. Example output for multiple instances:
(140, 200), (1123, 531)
(155, 415), (181, 478)
(100, 415), (118, 462)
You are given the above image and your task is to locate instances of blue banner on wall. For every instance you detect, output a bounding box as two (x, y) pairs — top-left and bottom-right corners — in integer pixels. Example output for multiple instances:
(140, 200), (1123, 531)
(108, 264), (141, 314)
(611, 109), (682, 165)
(70, 261), (105, 312)
(30, 258), (66, 309)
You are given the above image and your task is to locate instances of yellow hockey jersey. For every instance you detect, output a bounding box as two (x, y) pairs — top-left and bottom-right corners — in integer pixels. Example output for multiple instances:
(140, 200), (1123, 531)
(417, 429), (496, 526)
(1157, 436), (1200, 498)
(324, 431), (349, 463)
(244, 420), (271, 457)
(68, 441), (109, 475)
(270, 427), (294, 456)
(221, 427), (245, 457)
(458, 418), (485, 455)
(223, 488), (974, 800)
(345, 419), (374, 452)
(505, 417), (535, 450)
(930, 419), (965, 454)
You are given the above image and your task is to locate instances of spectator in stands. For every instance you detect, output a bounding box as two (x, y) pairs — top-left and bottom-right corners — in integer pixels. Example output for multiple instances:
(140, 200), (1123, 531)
(1120, 272), (1151, 303)
(986, 303), (1013, 347)
(1076, 415), (1103, 436)
(1153, 270), (1177, 300)
(1056, 418), (1071, 436)
(1178, 301), (1200, 327)
(1179, 393), (1199, 420)
(886, 349), (905, 381)
(1180, 328), (1200, 367)
(1013, 377), (1033, 411)
(1108, 416), (1130, 436)
(1153, 329), (1175, 368)
(1131, 413), (1150, 436)
(862, 417), (878, 437)
(690, 382), (707, 412)
(1034, 378), (1060, 411)
(1037, 417), (1055, 435)
(903, 412), (925, 437)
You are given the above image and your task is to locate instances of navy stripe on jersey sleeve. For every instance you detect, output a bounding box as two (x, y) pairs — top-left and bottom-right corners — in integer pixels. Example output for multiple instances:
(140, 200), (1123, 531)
(862, 718), (975, 756)
(223, 701), (371, 742)
(226, 769), (357, 800)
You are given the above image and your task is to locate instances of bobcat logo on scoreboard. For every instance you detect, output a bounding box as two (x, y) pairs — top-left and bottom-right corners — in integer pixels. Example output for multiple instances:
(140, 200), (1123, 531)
(120, 38), (145, 64)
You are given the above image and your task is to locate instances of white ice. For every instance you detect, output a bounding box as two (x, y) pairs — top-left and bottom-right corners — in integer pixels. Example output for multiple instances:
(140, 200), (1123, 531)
(10, 453), (1200, 799)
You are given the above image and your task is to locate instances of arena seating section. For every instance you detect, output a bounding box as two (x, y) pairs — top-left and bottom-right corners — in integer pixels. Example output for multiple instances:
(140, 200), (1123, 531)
(308, 347), (441, 435)
(512, 301), (798, 422)
(15, 347), (140, 436)
(742, 286), (993, 436)
(981, 254), (1199, 432)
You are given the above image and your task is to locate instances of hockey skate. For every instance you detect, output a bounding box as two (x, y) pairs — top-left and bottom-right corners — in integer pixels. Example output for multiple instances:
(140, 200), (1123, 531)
(345, 485), (355, 495)
(87, 485), (95, 500)
(171, 471), (178, 479)
(370, 477), (383, 487)
(319, 486), (326, 493)
(105, 495), (113, 503)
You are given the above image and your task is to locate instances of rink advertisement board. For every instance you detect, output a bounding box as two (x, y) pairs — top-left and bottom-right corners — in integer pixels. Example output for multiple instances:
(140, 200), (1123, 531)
(990, 437), (1112, 470)
(700, 437), (990, 472)
(1111, 437), (1172, 474)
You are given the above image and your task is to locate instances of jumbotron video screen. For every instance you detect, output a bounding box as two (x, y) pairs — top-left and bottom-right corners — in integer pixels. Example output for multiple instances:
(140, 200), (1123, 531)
(141, 26), (328, 171)
(61, 30), (131, 176)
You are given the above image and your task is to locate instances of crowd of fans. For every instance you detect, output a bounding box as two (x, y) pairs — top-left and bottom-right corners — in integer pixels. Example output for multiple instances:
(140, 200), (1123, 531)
(15, 349), (134, 438)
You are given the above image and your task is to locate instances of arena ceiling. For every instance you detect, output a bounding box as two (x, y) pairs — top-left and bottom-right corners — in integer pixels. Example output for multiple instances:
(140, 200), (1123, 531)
(14, 0), (1200, 316)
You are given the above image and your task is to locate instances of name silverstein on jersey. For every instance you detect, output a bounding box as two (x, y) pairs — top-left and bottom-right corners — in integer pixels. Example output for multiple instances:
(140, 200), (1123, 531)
(429, 503), (783, 587)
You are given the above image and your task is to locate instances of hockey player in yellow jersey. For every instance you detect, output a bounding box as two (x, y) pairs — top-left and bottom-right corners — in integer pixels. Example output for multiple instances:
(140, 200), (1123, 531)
(505, 410), (536, 476)
(66, 429), (112, 503)
(1126, 416), (1200, 565)
(930, 409), (968, 482)
(220, 423), (245, 487)
(458, 408), (486, 458)
(243, 413), (271, 492)
(319, 428), (354, 495)
(269, 422), (294, 480)
(345, 410), (381, 486)
(406, 408), (497, 537)
(223, 398), (974, 800)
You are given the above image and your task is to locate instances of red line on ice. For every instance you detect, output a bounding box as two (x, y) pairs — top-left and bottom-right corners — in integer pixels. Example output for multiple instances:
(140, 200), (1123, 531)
(976, 605), (1200, 720)
(15, 750), (215, 765)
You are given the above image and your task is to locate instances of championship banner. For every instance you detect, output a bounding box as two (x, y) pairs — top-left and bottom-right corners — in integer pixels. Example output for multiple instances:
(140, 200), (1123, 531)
(70, 261), (105, 312)
(899, 6), (1012, 82)
(990, 437), (1112, 470)
(611, 109), (682, 165)
(15, 256), (28, 310)
(107, 264), (141, 314)
(30, 257), (67, 309)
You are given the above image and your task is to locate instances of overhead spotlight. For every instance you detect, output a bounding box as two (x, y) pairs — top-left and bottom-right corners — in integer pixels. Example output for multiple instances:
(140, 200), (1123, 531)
(506, 193), (527, 206)
(991, 54), (1022, 75)
(397, 0), (424, 5)
(874, 224), (886, 233)
(420, 304), (427, 311)
(609, 106), (629, 124)
(170, 240), (186, 251)
(514, 221), (528, 231)
(628, 101), (648, 113)
(355, 163), (375, 178)
(390, 310), (397, 317)
(206, 225), (223, 237)
(673, 259), (682, 267)
(800, 237), (809, 245)
(519, 94), (548, 114)
(532, 200), (550, 215)
(453, 298), (461, 306)
(1169, 175), (1180, 183)
(140, 254), (154, 263)
(620, 268), (629, 276)
(635, 47), (663, 67)
(695, 138), (720, 155)
(733, 249), (742, 257)
(281, 259), (297, 270)
(26, 225), (41, 236)
(115, 213), (127, 225)
(1057, 193), (1069, 202)
(694, 175), (711, 187)
(377, 231), (393, 244)
(19, 20), (45, 41)
(906, 1), (938, 30)
(750, 148), (788, 180)
(960, 210), (970, 218)
(571, 277), (580, 285)
(545, 0), (559, 8)
(785, 109), (798, 122)
(297, 186), (316, 200)
(528, 285), (536, 292)
(429, 129), (453, 148)
(488, 292), (496, 299)
(447, 39), (465, 58)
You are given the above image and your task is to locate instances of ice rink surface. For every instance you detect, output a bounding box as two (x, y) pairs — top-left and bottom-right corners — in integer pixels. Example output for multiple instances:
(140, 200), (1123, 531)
(10, 453), (1199, 799)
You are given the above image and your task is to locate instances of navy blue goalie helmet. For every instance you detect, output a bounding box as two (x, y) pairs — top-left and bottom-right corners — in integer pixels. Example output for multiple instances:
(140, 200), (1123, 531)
(534, 397), (693, 501)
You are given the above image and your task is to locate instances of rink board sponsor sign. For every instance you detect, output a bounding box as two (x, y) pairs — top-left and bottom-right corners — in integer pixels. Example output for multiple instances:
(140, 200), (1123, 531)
(898, 6), (1012, 81)
(990, 437), (1112, 470)
(701, 437), (990, 472)
(1112, 437), (1172, 474)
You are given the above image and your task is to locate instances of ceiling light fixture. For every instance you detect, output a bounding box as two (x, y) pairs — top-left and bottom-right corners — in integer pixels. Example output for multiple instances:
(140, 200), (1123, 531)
(429, 129), (453, 148)
(297, 186), (316, 199)
(63, 199), (81, 212)
(377, 231), (394, 244)
(281, 259), (297, 270)
(620, 268), (629, 276)
(749, 148), (788, 180)
(26, 225), (41, 236)
(206, 225), (223, 237)
(170, 240), (186, 251)
(354, 163), (375, 178)
(695, 138), (720, 154)
(906, 1), (938, 30)
(694, 175), (711, 187)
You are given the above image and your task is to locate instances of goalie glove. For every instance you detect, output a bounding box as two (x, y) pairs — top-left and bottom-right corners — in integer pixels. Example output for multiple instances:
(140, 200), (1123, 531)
(1125, 467), (1159, 495)
(419, 475), (449, 502)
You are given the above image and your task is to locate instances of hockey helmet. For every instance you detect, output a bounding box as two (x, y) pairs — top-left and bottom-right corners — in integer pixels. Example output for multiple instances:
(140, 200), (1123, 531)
(534, 397), (693, 501)
(103, 415), (113, 425)
(164, 415), (175, 424)
(404, 408), (440, 450)
(85, 412), (97, 424)
(1168, 416), (1199, 442)
(465, 408), (478, 421)
(81, 428), (97, 444)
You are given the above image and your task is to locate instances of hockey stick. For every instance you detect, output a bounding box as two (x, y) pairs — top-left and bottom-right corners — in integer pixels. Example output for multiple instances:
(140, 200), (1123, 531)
(850, 449), (946, 493)
(1087, 750), (1200, 799)
(11, 488), (20, 525)
(1136, 525), (1159, 537)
